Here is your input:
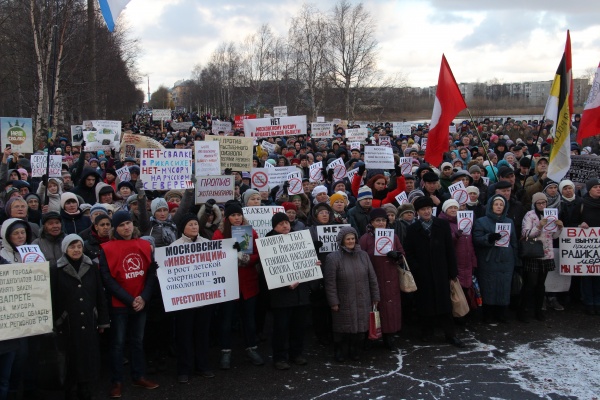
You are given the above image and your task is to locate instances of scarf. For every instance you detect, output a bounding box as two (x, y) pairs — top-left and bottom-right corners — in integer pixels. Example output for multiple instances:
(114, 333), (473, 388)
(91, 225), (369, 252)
(66, 254), (83, 273)
(91, 229), (110, 244)
(582, 195), (600, 209)
(150, 216), (178, 245)
(420, 218), (433, 237)
(466, 199), (479, 206)
(544, 191), (561, 209)
(561, 194), (576, 203)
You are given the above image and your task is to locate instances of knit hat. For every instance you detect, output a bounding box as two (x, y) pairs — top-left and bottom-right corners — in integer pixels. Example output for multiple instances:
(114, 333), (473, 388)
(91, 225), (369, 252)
(311, 185), (328, 197)
(111, 210), (132, 228)
(397, 203), (415, 217)
(79, 203), (92, 213)
(558, 179), (574, 193)
(177, 213), (200, 237)
(407, 189), (425, 204)
(126, 194), (138, 206)
(17, 168), (28, 178)
(413, 196), (435, 211)
(94, 214), (111, 225)
(282, 202), (297, 212)
(224, 203), (243, 218)
(440, 162), (453, 170)
(442, 199), (460, 213)
(60, 192), (79, 209)
(271, 212), (290, 228)
(151, 198), (169, 216)
(519, 157), (532, 168)
(242, 189), (260, 205)
(41, 211), (61, 225)
(468, 165), (481, 174)
(357, 186), (373, 201)
(382, 203), (397, 216)
(532, 192), (547, 205)
(329, 192), (347, 207)
(61, 234), (83, 254)
(90, 203), (108, 217)
(466, 186), (480, 195)
(369, 208), (387, 221)
(586, 178), (600, 192)
(118, 181), (135, 192)
(422, 171), (439, 182)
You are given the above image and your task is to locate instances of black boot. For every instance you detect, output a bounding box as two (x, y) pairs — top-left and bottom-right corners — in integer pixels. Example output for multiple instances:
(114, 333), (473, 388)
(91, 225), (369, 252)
(383, 334), (395, 350)
(348, 334), (361, 361)
(334, 343), (345, 362)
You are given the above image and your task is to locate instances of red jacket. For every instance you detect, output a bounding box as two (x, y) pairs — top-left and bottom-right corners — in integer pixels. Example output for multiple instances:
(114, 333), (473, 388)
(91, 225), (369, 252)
(212, 228), (260, 300)
(352, 173), (406, 208)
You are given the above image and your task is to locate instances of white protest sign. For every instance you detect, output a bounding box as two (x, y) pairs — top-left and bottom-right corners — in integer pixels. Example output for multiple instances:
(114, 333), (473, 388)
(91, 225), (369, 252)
(256, 230), (321, 289)
(195, 175), (235, 204)
(326, 157), (346, 181)
(170, 121), (193, 131)
(395, 191), (408, 205)
(309, 161), (323, 182)
(116, 166), (131, 182)
(374, 229), (395, 256)
(152, 109), (172, 121)
(30, 155), (62, 178)
(195, 141), (221, 176)
(543, 208), (559, 233)
(260, 140), (275, 154)
(205, 136), (254, 171)
(244, 116), (307, 138)
(286, 172), (303, 195)
(82, 120), (121, 148)
(346, 167), (359, 182)
(263, 113), (272, 118)
(421, 138), (428, 150)
(559, 228), (600, 275)
(364, 146), (394, 169)
(482, 176), (490, 185)
(264, 161), (274, 169)
(399, 157), (412, 175)
(315, 225), (351, 253)
(495, 223), (511, 247)
(345, 128), (368, 142)
(140, 148), (193, 190)
(449, 181), (468, 205)
(267, 166), (298, 187)
(432, 207), (437, 217)
(379, 137), (391, 147)
(251, 168), (270, 191)
(273, 106), (288, 117)
(212, 120), (233, 135)
(350, 142), (361, 151)
(243, 206), (285, 238)
(0, 262), (53, 341)
(17, 245), (46, 263)
(393, 122), (411, 136)
(316, 116), (325, 123)
(449, 125), (457, 134)
(155, 239), (239, 312)
(457, 210), (474, 234)
(311, 122), (334, 138)
(71, 125), (83, 146)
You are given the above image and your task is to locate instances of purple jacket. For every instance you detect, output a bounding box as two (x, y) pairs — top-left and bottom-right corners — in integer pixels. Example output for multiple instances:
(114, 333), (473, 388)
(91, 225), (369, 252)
(439, 212), (477, 288)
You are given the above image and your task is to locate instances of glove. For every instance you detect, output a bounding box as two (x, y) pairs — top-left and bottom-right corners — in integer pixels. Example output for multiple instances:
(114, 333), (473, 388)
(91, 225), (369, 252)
(394, 164), (402, 176)
(315, 240), (324, 250)
(233, 242), (241, 251)
(135, 178), (144, 191)
(327, 168), (334, 181)
(283, 181), (290, 190)
(488, 232), (502, 243)
(386, 251), (400, 260)
(456, 229), (463, 238)
(358, 164), (366, 176)
(41, 174), (48, 186)
(224, 168), (232, 175)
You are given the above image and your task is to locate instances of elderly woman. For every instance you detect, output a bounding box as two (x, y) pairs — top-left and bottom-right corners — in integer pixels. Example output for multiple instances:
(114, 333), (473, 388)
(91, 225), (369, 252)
(519, 192), (563, 322)
(473, 194), (519, 323)
(325, 226), (380, 362)
(52, 234), (109, 399)
(359, 208), (404, 349)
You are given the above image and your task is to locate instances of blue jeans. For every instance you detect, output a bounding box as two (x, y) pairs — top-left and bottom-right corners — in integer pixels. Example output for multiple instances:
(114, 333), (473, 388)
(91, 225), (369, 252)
(581, 276), (600, 306)
(0, 351), (16, 400)
(219, 297), (257, 350)
(110, 310), (147, 383)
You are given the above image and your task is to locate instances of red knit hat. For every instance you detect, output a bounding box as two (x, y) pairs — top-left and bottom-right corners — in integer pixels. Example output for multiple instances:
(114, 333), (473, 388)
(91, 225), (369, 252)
(282, 202), (297, 211)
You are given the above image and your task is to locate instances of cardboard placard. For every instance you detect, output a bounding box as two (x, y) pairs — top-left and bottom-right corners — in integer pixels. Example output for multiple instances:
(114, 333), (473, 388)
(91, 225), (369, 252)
(140, 148), (193, 191)
(243, 206), (285, 238)
(364, 146), (394, 169)
(559, 228), (600, 275)
(205, 136), (254, 171)
(315, 225), (351, 253)
(495, 223), (511, 247)
(195, 175), (235, 204)
(457, 210), (474, 234)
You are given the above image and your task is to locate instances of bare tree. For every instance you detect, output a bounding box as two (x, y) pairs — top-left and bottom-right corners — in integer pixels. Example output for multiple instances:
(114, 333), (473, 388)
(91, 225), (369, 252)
(328, 0), (378, 120)
(239, 24), (275, 114)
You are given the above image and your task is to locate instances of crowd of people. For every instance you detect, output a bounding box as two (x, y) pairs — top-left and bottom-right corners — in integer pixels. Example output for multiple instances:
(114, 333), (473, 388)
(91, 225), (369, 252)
(0, 114), (599, 400)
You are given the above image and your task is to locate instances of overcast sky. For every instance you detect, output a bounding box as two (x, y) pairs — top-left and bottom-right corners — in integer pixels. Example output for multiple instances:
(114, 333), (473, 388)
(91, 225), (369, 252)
(120, 0), (600, 97)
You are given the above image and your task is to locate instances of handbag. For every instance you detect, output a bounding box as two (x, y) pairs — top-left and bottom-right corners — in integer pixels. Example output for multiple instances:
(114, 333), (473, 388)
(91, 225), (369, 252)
(518, 229), (544, 259)
(368, 305), (382, 340)
(450, 278), (469, 317)
(398, 254), (417, 293)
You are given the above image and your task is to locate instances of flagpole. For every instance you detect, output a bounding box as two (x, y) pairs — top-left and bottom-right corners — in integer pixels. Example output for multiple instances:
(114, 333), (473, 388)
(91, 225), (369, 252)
(466, 108), (498, 181)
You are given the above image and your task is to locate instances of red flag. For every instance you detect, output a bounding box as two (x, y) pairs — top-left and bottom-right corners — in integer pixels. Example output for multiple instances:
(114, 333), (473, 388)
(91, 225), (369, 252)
(424, 55), (467, 167)
(577, 61), (600, 143)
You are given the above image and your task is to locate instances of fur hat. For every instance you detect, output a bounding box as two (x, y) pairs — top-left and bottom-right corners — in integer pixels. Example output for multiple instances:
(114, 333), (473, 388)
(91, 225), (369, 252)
(397, 203), (415, 217)
(413, 196), (435, 211)
(369, 208), (387, 221)
(442, 199), (460, 213)
(422, 171), (439, 182)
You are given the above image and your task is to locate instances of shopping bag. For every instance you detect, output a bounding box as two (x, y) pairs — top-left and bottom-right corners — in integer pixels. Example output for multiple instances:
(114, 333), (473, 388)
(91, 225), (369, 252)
(368, 305), (382, 340)
(450, 278), (469, 317)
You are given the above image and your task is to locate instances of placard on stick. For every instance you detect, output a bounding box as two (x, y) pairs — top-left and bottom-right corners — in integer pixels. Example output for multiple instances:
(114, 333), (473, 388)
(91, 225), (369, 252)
(255, 230), (321, 289)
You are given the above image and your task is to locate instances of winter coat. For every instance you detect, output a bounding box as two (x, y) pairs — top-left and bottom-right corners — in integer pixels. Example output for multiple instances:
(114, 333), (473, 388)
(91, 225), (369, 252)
(51, 254), (109, 382)
(212, 219), (260, 300)
(472, 194), (518, 306)
(404, 217), (458, 316)
(83, 229), (110, 265)
(71, 169), (102, 205)
(559, 196), (583, 227)
(439, 212), (477, 288)
(0, 254), (20, 354)
(36, 178), (63, 213)
(324, 226), (380, 333)
(32, 230), (65, 268)
(359, 230), (403, 333)
(60, 209), (91, 235)
(521, 210), (561, 259)
(0, 218), (33, 263)
(347, 204), (371, 237)
(581, 194), (600, 226)
(351, 174), (406, 208)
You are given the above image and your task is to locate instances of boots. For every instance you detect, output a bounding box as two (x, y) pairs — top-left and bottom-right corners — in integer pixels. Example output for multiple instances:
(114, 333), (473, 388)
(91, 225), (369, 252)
(348, 334), (361, 361)
(383, 334), (396, 350)
(334, 343), (345, 362)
